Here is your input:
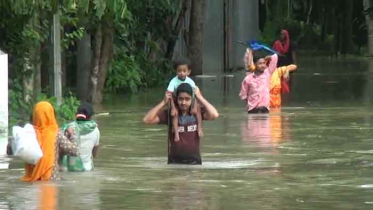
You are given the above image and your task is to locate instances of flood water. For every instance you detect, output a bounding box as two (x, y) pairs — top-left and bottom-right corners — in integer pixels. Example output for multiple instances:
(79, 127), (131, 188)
(2, 57), (373, 209)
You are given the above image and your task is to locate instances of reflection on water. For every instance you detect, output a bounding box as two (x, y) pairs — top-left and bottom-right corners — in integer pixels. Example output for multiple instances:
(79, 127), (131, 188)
(3, 183), (57, 210)
(2, 57), (373, 209)
(0, 134), (8, 170)
(241, 109), (289, 150)
(39, 184), (57, 210)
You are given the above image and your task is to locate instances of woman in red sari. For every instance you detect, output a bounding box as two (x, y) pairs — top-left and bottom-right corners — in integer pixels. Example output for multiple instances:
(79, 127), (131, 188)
(272, 29), (298, 94)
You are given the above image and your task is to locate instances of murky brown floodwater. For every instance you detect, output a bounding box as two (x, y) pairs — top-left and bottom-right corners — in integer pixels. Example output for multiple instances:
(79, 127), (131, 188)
(1, 57), (373, 209)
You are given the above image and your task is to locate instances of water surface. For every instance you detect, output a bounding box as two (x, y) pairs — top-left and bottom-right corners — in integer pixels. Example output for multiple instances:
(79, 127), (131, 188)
(1, 57), (373, 209)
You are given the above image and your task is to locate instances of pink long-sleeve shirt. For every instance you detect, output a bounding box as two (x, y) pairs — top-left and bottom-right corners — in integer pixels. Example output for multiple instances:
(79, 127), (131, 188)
(239, 54), (278, 112)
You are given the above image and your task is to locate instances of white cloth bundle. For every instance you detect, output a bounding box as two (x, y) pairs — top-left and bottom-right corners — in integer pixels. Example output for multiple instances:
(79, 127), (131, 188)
(11, 123), (43, 164)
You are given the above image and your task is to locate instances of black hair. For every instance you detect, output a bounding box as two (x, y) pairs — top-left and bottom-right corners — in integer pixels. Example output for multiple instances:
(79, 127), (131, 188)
(253, 50), (270, 64)
(173, 59), (191, 70)
(253, 55), (264, 64)
(76, 102), (94, 121)
(176, 83), (193, 97)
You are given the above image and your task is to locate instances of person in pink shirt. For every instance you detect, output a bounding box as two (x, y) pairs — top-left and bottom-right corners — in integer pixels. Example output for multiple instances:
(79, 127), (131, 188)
(239, 49), (278, 114)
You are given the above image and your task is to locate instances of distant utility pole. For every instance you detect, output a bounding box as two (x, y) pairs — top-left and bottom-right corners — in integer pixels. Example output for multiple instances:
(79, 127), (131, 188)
(53, 11), (62, 105)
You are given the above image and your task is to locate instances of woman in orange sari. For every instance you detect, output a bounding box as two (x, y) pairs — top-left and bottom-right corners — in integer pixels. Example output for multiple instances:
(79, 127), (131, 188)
(22, 101), (78, 182)
(270, 65), (297, 108)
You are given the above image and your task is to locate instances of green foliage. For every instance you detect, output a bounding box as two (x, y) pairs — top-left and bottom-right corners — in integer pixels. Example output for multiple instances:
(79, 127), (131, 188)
(3, 0), (181, 102)
(136, 52), (173, 88)
(261, 0), (366, 54)
(105, 45), (174, 94)
(9, 79), (30, 126)
(106, 46), (143, 94)
(106, 0), (178, 93)
(36, 93), (81, 125)
(9, 79), (81, 127)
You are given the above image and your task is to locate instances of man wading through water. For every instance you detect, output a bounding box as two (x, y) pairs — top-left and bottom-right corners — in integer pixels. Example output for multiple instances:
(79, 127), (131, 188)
(143, 83), (219, 164)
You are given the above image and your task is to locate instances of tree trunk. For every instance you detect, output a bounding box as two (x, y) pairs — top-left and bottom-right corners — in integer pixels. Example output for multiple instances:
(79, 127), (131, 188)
(23, 17), (42, 103)
(165, 0), (189, 59)
(341, 0), (354, 54)
(61, 26), (67, 88)
(96, 21), (114, 103)
(89, 23), (102, 104)
(22, 57), (34, 104)
(33, 59), (41, 99)
(320, 0), (327, 44)
(364, 0), (373, 55)
(188, 0), (206, 75)
(53, 12), (62, 105)
(88, 20), (114, 105)
(33, 17), (42, 100)
(306, 0), (314, 25)
(23, 52), (41, 103)
(77, 33), (92, 101)
(332, 1), (340, 54)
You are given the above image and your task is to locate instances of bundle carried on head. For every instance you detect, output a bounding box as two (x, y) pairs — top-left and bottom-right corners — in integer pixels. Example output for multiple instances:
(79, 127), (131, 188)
(248, 40), (279, 55)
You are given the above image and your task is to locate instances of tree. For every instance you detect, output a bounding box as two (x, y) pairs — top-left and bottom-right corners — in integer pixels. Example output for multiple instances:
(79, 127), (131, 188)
(344, 0), (354, 54)
(188, 0), (206, 75)
(88, 16), (115, 104)
(4, 0), (55, 102)
(364, 0), (373, 55)
(71, 0), (130, 104)
(165, 0), (189, 60)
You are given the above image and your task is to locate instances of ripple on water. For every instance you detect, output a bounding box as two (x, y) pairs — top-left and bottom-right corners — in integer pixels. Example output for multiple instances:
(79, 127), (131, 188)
(360, 184), (373, 189)
(137, 159), (280, 170)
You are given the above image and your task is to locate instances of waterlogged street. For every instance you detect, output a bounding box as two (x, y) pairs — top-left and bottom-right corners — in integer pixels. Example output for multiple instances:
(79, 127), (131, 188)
(2, 57), (373, 209)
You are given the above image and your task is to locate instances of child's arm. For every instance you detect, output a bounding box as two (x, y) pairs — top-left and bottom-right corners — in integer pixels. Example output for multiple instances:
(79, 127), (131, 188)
(169, 92), (178, 116)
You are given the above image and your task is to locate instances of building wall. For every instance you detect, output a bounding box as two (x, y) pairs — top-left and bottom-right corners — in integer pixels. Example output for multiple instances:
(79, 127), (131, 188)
(228, 0), (260, 70)
(203, 0), (224, 75)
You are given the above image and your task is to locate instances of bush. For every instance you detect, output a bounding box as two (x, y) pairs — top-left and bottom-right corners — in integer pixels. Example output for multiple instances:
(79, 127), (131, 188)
(106, 46), (143, 94)
(105, 45), (173, 94)
(9, 79), (81, 127)
(260, 18), (329, 51)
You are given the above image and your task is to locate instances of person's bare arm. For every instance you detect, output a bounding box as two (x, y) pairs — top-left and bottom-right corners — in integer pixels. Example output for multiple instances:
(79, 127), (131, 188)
(143, 92), (171, 124)
(244, 48), (254, 71)
(239, 77), (249, 100)
(286, 64), (297, 72)
(92, 146), (99, 158)
(195, 87), (219, 121)
(267, 54), (278, 74)
(6, 137), (13, 156)
(282, 65), (297, 79)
